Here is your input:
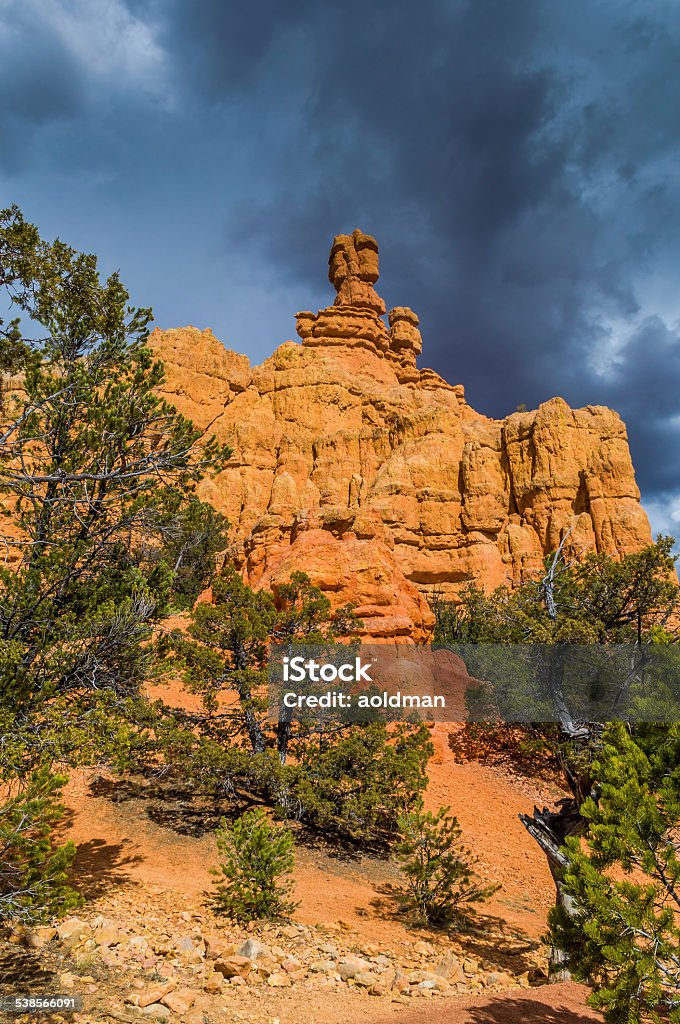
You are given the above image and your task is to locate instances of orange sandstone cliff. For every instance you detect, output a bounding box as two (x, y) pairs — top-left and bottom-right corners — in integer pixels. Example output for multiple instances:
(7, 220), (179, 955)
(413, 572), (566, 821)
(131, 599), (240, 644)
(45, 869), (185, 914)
(150, 230), (652, 640)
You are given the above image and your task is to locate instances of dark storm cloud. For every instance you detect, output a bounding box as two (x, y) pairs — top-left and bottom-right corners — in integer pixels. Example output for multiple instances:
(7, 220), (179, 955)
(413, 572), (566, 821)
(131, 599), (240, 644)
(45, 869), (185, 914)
(143, 0), (319, 95)
(0, 10), (85, 171)
(173, 0), (679, 500)
(599, 317), (680, 498)
(2, 0), (679, 532)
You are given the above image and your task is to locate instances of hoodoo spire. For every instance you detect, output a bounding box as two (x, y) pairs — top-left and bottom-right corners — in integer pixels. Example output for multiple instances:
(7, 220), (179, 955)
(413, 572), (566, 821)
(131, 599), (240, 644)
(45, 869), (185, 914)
(295, 229), (422, 381)
(328, 229), (385, 314)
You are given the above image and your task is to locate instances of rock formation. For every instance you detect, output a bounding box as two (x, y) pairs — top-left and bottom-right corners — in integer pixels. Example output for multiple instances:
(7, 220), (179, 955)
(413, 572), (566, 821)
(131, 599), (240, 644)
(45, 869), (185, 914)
(295, 229), (422, 383)
(150, 230), (652, 640)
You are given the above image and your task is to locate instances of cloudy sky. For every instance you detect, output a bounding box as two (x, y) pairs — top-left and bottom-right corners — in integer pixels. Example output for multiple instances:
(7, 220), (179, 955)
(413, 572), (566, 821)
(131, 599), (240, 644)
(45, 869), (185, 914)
(2, 0), (679, 537)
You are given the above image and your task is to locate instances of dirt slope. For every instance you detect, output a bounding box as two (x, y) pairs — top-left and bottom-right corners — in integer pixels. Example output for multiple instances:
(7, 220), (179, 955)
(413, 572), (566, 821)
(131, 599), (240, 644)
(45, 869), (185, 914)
(47, 723), (601, 1022)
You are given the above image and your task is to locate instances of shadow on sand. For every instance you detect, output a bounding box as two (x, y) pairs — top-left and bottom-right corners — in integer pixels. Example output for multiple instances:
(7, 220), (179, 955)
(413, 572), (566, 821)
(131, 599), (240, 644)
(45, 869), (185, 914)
(372, 992), (597, 1024)
(368, 883), (544, 977)
(87, 771), (388, 864)
(464, 994), (597, 1023)
(70, 837), (144, 898)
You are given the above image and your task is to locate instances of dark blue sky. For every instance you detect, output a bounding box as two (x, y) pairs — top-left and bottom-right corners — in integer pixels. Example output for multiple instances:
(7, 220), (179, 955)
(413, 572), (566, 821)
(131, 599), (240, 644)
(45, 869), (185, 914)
(2, 0), (679, 536)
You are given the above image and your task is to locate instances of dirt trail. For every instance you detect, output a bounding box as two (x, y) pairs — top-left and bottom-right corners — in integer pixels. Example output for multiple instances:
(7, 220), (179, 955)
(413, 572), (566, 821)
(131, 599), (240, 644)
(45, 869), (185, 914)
(424, 725), (564, 938)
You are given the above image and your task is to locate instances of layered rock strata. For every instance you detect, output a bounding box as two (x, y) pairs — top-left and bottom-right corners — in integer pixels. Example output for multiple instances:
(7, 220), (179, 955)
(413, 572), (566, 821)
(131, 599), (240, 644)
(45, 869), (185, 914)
(150, 230), (652, 640)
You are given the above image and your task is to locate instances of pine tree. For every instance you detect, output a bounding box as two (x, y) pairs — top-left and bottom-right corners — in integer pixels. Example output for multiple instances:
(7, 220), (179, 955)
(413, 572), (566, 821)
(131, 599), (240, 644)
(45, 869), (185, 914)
(553, 723), (680, 1023)
(395, 805), (499, 924)
(0, 767), (82, 924)
(0, 205), (230, 773)
(211, 808), (297, 921)
(433, 537), (679, 977)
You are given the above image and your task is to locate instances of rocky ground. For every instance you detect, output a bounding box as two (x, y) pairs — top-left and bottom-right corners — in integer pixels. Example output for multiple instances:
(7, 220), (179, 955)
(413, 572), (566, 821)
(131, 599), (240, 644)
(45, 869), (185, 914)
(1, 883), (548, 1024)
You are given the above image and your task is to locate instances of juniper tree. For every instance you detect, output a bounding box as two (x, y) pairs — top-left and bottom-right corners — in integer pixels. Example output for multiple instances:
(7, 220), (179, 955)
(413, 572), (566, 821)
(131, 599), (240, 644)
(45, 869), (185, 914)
(0, 206), (229, 918)
(160, 567), (433, 841)
(0, 205), (230, 773)
(433, 537), (679, 976)
(166, 566), (356, 761)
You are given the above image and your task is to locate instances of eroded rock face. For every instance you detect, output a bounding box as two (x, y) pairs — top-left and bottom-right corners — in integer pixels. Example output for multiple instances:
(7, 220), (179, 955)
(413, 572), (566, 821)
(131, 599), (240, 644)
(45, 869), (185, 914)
(150, 230), (652, 640)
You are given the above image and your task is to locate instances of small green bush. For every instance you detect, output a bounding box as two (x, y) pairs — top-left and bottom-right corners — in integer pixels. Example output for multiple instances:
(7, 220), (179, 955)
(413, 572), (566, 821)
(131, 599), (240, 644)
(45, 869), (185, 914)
(211, 808), (298, 921)
(0, 767), (82, 925)
(395, 805), (499, 925)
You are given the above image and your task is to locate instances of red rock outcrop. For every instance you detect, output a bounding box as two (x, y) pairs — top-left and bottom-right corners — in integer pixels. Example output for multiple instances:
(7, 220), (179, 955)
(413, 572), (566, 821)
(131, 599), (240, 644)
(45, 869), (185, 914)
(150, 230), (652, 640)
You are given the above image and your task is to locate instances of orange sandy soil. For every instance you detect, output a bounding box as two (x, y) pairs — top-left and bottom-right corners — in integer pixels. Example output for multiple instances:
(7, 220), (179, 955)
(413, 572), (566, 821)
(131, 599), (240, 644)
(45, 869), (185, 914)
(54, 720), (600, 1022)
(371, 983), (601, 1023)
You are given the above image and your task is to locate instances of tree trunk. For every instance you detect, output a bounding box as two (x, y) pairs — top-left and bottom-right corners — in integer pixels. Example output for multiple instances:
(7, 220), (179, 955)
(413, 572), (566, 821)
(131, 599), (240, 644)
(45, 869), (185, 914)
(233, 644), (266, 755)
(519, 795), (585, 980)
(276, 705), (293, 764)
(275, 640), (295, 764)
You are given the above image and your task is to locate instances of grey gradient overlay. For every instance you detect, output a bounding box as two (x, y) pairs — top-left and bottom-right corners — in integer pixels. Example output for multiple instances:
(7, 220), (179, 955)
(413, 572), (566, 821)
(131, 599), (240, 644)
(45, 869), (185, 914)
(268, 644), (680, 724)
